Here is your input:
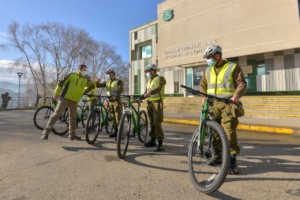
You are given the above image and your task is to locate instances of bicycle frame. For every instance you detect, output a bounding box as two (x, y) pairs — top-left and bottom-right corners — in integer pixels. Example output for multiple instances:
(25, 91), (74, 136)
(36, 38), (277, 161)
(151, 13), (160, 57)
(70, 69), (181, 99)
(122, 96), (142, 133)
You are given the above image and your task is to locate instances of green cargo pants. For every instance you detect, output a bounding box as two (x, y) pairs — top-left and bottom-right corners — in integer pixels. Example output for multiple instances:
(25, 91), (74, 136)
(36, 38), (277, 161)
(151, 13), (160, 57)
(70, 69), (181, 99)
(109, 100), (123, 129)
(210, 100), (240, 156)
(147, 101), (164, 141)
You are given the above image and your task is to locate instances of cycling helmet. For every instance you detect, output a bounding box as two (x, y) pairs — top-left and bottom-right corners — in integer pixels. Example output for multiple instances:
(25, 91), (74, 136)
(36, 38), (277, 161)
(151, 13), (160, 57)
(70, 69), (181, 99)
(144, 64), (157, 72)
(203, 45), (222, 59)
(105, 68), (115, 74)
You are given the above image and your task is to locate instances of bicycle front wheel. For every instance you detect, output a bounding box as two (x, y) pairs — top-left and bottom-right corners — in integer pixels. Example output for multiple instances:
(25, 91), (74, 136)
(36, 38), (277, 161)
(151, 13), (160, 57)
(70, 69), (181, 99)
(116, 112), (131, 159)
(137, 110), (148, 143)
(85, 109), (101, 144)
(33, 106), (54, 130)
(188, 120), (230, 194)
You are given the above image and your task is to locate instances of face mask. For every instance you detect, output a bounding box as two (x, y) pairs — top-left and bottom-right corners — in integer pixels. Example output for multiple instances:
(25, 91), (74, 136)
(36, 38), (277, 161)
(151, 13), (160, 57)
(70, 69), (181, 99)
(146, 72), (151, 79)
(106, 74), (110, 80)
(207, 58), (217, 67)
(81, 71), (88, 77)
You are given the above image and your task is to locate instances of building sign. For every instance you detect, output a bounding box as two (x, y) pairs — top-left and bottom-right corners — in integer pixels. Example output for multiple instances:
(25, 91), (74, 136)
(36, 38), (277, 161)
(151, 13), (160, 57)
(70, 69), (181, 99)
(241, 65), (253, 74)
(165, 39), (217, 60)
(163, 9), (174, 21)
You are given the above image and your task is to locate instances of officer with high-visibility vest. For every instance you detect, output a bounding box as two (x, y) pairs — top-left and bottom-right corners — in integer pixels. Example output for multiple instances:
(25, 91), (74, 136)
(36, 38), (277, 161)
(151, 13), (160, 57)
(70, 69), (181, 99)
(142, 64), (166, 151)
(200, 45), (247, 175)
(96, 68), (123, 137)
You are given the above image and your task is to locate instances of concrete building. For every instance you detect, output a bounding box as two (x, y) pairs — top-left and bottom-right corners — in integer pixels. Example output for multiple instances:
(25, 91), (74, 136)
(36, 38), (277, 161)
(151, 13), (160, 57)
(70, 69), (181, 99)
(129, 0), (300, 95)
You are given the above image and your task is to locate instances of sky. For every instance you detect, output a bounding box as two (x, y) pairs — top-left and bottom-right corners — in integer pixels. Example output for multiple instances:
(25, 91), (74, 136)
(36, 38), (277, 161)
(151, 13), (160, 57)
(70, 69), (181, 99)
(0, 0), (164, 63)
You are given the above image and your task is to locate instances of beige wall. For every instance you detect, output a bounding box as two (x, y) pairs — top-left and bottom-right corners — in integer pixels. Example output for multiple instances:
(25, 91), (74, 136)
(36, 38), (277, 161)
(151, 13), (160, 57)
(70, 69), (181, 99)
(157, 0), (300, 68)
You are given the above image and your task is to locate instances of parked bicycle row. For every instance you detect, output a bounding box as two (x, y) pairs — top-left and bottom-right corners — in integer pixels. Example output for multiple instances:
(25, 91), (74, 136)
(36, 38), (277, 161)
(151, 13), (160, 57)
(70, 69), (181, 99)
(33, 45), (248, 194)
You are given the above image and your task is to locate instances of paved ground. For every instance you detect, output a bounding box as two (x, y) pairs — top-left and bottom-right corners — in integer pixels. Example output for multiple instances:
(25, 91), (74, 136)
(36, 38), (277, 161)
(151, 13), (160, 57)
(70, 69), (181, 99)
(1, 110), (300, 200)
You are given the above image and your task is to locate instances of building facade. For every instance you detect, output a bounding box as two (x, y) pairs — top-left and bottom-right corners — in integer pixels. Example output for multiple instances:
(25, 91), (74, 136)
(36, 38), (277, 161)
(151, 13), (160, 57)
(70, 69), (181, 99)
(129, 0), (300, 95)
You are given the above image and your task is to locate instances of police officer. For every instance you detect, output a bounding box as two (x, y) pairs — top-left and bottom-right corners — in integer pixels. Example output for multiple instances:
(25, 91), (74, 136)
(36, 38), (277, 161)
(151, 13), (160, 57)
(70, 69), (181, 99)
(200, 45), (247, 174)
(96, 68), (123, 137)
(142, 64), (166, 151)
(41, 64), (94, 140)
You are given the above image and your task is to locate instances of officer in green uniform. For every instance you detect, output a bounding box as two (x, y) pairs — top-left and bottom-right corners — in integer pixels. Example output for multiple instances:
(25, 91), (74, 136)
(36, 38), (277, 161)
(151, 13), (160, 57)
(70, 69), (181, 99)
(96, 68), (123, 137)
(41, 64), (94, 140)
(200, 45), (247, 174)
(142, 64), (166, 151)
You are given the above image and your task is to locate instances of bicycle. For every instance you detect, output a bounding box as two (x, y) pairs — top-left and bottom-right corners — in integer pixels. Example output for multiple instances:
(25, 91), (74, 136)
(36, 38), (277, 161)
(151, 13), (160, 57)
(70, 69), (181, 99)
(85, 94), (115, 144)
(33, 97), (89, 136)
(116, 95), (148, 159)
(181, 85), (230, 194)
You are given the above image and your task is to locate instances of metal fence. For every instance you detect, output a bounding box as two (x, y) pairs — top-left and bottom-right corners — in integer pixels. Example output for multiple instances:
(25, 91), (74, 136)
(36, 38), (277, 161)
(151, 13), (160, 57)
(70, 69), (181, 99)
(0, 96), (37, 109)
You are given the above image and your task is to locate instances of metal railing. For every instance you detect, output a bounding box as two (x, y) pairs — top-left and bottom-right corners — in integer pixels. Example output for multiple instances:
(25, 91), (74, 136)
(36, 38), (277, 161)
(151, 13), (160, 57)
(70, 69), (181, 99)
(0, 96), (37, 110)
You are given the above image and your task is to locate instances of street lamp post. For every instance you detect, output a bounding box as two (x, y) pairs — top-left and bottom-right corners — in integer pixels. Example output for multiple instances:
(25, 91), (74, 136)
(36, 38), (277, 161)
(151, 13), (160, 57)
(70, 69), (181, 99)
(17, 72), (23, 109)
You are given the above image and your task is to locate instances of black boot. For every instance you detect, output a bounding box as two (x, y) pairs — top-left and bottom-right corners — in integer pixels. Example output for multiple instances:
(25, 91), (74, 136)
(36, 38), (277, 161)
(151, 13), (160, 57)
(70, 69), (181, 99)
(229, 155), (239, 175)
(109, 128), (118, 138)
(157, 140), (164, 151)
(144, 138), (156, 147)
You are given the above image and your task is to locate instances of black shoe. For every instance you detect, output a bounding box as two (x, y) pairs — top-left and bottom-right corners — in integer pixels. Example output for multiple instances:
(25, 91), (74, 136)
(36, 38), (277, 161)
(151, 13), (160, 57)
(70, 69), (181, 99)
(69, 135), (81, 141)
(144, 138), (156, 147)
(157, 140), (164, 151)
(209, 154), (222, 166)
(229, 156), (239, 175)
(109, 129), (118, 138)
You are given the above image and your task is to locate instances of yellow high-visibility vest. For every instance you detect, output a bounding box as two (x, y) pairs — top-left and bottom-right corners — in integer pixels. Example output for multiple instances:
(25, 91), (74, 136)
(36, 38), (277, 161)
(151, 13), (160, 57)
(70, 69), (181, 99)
(147, 76), (165, 101)
(106, 79), (119, 96)
(205, 61), (237, 98)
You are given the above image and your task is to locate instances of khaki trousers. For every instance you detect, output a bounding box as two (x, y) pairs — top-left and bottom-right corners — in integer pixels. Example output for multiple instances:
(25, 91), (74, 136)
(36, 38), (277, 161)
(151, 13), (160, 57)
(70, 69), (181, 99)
(43, 97), (77, 136)
(147, 101), (164, 141)
(210, 100), (240, 156)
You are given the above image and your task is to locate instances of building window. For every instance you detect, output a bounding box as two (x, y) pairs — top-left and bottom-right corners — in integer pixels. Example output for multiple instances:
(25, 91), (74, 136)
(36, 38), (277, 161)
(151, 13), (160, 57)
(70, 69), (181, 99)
(141, 44), (152, 59)
(174, 82), (179, 93)
(298, 0), (300, 19)
(257, 63), (266, 75)
(134, 32), (138, 40)
(134, 75), (138, 94)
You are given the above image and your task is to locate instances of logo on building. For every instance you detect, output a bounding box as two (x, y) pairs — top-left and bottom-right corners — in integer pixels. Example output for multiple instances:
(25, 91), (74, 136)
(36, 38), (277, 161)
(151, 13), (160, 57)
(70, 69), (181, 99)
(163, 9), (174, 21)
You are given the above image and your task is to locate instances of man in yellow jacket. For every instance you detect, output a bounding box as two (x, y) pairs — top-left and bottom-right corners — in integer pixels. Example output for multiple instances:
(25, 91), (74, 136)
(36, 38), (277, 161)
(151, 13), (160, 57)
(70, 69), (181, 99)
(200, 45), (247, 174)
(41, 64), (94, 140)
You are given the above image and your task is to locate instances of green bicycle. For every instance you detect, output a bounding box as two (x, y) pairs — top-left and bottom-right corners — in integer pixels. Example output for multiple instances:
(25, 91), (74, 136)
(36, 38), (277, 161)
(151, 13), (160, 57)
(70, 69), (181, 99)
(85, 94), (115, 144)
(33, 97), (89, 136)
(116, 95), (148, 159)
(181, 85), (230, 194)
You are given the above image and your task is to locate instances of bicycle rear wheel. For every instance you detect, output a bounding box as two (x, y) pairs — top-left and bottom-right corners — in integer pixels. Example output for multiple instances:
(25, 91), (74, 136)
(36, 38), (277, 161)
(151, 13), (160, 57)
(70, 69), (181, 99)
(188, 120), (230, 194)
(117, 112), (131, 159)
(137, 110), (148, 143)
(52, 109), (69, 136)
(33, 106), (54, 130)
(105, 108), (115, 134)
(85, 109), (101, 144)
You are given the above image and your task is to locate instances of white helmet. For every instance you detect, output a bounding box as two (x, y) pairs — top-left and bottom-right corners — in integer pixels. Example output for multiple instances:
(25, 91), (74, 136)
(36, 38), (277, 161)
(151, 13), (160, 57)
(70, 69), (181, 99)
(144, 64), (157, 72)
(105, 68), (115, 74)
(203, 45), (222, 59)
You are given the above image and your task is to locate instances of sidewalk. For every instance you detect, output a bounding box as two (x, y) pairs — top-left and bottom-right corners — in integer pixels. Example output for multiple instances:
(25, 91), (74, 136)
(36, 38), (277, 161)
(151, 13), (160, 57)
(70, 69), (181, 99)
(164, 112), (300, 136)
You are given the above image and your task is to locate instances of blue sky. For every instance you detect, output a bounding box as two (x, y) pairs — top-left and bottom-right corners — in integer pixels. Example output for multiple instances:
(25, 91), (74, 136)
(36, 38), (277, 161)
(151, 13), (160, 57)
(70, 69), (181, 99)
(0, 0), (164, 63)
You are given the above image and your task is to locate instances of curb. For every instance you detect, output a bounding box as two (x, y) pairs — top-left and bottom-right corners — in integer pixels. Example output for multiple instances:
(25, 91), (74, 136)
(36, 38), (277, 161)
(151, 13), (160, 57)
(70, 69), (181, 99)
(164, 118), (294, 135)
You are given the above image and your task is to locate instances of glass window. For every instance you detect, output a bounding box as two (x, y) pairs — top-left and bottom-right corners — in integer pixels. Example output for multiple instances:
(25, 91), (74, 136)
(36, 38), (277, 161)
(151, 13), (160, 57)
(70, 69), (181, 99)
(193, 67), (206, 91)
(134, 75), (138, 94)
(257, 63), (266, 75)
(141, 45), (152, 59)
(186, 68), (193, 88)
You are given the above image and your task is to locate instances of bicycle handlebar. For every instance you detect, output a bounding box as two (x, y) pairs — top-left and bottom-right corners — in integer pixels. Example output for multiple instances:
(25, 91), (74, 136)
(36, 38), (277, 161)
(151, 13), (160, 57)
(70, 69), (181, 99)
(180, 85), (232, 104)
